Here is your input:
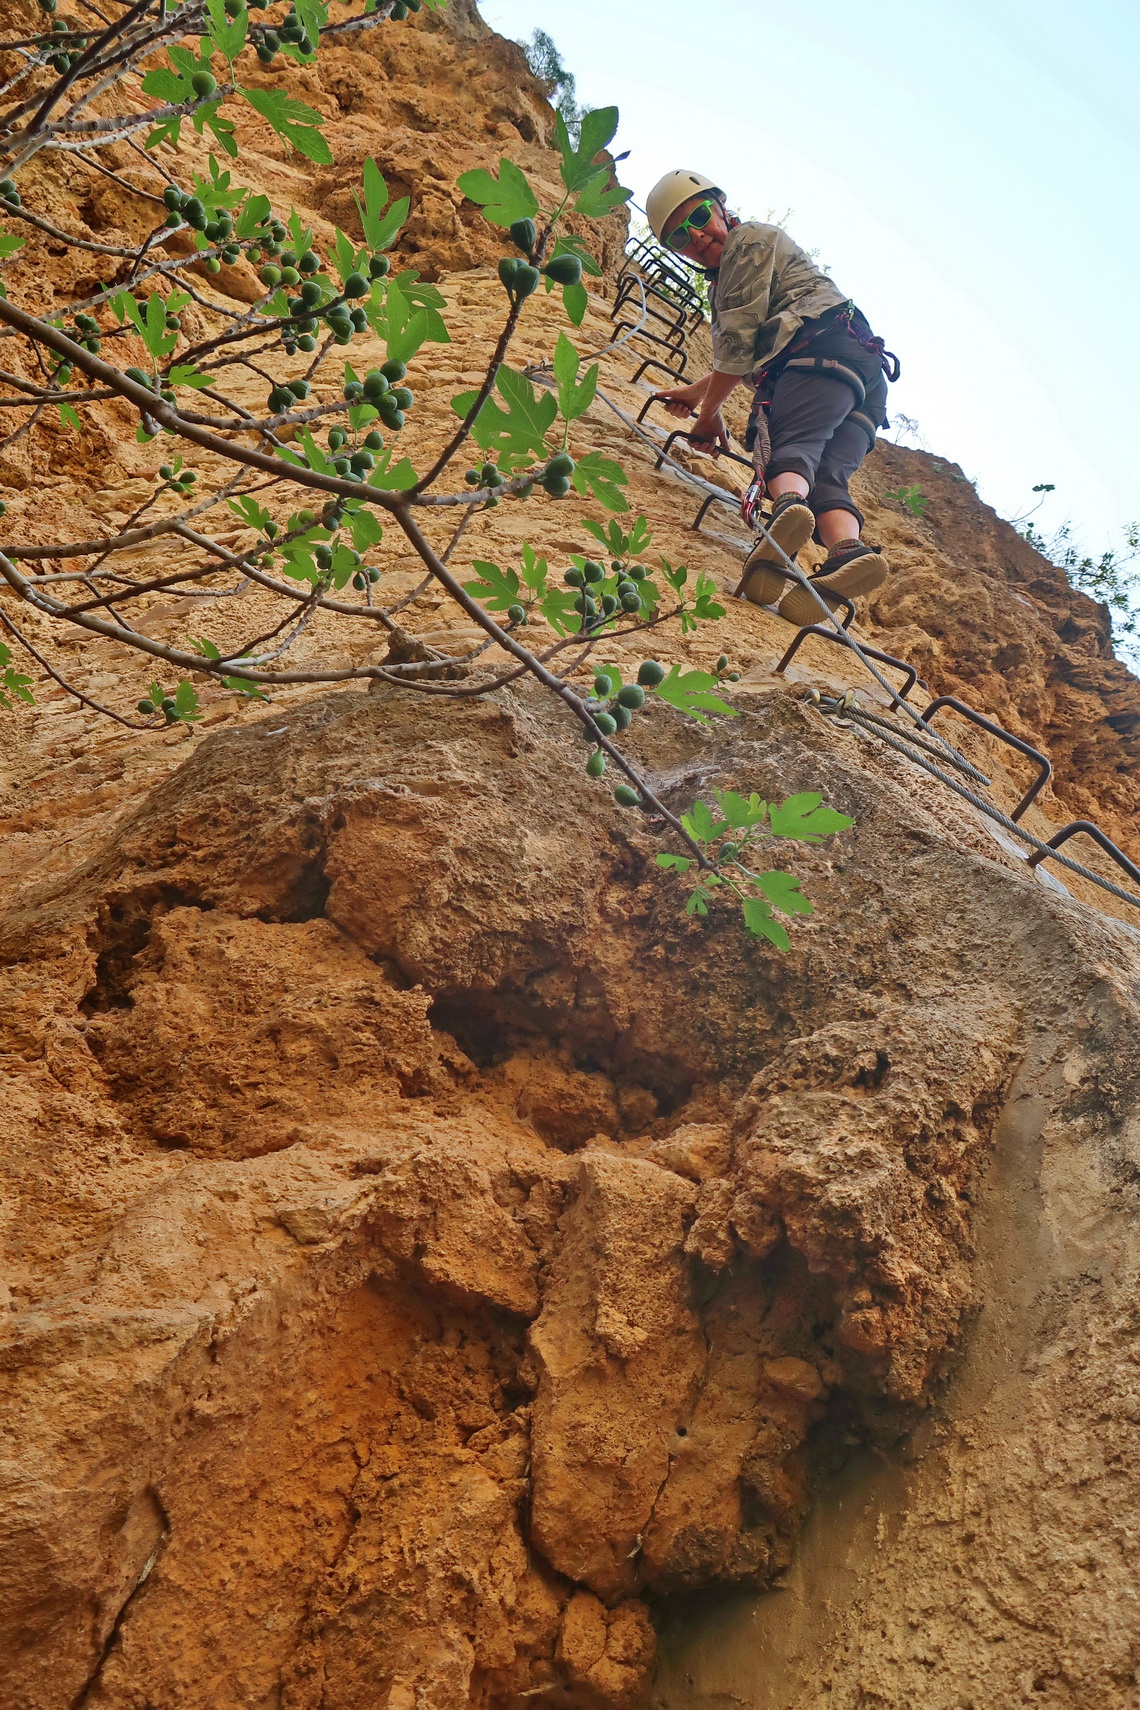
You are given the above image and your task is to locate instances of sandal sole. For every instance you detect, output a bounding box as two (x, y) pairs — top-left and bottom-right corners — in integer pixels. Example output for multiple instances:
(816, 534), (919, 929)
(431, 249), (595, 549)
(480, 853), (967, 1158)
(735, 503), (816, 606)
(777, 552), (889, 628)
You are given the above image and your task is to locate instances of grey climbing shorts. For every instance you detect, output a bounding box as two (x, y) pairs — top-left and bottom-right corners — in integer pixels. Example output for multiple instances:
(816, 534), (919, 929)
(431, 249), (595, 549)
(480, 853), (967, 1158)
(755, 312), (890, 532)
(764, 366), (884, 531)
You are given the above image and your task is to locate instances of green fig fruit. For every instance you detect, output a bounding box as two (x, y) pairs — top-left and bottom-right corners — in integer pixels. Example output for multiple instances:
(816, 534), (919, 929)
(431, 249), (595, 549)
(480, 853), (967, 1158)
(509, 217), (537, 255)
(513, 263), (540, 300)
(541, 253), (583, 287)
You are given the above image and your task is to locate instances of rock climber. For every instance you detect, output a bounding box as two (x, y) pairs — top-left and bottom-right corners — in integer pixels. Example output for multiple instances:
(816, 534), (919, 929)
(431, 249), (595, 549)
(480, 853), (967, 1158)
(645, 170), (899, 627)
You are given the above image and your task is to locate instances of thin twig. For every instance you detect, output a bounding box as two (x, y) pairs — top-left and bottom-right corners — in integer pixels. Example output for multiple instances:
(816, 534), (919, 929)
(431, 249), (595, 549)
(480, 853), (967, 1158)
(0, 606), (149, 727)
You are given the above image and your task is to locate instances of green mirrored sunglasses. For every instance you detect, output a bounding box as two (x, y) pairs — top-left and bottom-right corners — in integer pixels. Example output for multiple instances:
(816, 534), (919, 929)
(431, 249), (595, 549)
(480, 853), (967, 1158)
(664, 198), (717, 252)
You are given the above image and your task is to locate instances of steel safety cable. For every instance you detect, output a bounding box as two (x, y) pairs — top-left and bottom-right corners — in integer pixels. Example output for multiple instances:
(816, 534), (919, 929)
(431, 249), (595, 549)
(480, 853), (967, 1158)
(577, 274), (653, 367)
(827, 697), (991, 786)
(820, 698), (1140, 912)
(526, 275), (657, 380)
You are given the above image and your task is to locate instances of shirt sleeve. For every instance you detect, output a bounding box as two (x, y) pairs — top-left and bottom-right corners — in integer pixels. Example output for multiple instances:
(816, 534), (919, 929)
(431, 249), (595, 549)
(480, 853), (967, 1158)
(710, 233), (777, 376)
(710, 323), (760, 376)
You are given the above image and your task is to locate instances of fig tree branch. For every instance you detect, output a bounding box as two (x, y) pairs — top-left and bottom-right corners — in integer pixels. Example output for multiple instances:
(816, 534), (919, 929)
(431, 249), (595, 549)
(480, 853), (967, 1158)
(0, 607), (149, 727)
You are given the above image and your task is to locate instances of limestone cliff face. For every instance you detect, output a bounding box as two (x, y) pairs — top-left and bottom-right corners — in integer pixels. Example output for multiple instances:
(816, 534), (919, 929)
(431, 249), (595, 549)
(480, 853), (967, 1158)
(9, 681), (1138, 1710)
(2, 8), (1140, 1710)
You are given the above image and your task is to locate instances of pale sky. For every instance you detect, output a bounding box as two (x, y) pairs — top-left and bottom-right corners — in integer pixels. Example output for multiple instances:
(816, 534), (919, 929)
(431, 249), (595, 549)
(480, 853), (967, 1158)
(480, 0), (1140, 566)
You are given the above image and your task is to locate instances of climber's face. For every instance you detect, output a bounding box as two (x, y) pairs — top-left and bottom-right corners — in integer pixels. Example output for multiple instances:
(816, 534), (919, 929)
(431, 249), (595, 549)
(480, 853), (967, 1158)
(664, 194), (729, 267)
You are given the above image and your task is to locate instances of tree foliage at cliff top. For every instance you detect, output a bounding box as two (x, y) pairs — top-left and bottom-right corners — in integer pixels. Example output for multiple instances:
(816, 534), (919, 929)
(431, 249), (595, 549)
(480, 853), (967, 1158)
(0, 0), (852, 944)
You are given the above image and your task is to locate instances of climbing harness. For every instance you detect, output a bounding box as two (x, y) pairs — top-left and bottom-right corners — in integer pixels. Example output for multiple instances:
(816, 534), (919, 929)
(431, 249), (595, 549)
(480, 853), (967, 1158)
(832, 301), (902, 383)
(753, 300), (901, 402)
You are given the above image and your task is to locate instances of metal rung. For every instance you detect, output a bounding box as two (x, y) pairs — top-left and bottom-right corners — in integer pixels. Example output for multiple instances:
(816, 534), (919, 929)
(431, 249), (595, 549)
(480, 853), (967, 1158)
(614, 268), (688, 311)
(619, 243), (705, 320)
(655, 428), (752, 472)
(630, 354), (687, 385)
(613, 316), (685, 353)
(1025, 821), (1140, 887)
(612, 323), (688, 374)
(692, 491), (720, 532)
(645, 265), (704, 311)
(620, 244), (680, 291)
(614, 299), (687, 342)
(775, 623), (914, 706)
(921, 695), (1052, 822)
(692, 490), (749, 535)
(623, 237), (702, 294)
(614, 263), (675, 306)
(612, 279), (690, 337)
(616, 272), (689, 316)
(647, 288), (705, 329)
(617, 282), (702, 335)
(612, 293), (687, 343)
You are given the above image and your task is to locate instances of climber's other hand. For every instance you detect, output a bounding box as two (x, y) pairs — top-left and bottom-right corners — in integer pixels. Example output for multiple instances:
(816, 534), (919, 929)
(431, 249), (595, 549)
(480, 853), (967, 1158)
(689, 410), (729, 456)
(654, 382), (704, 419)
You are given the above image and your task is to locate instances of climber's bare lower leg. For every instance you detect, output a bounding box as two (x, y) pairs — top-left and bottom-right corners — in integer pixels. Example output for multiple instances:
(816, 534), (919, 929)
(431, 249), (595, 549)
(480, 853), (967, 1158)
(767, 471), (809, 500)
(765, 475), (860, 550)
(816, 508), (861, 549)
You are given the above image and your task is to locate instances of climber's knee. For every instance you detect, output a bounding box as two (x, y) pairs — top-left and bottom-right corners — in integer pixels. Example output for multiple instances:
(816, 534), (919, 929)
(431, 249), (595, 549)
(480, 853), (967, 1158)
(807, 492), (864, 538)
(766, 452), (818, 487)
(807, 415), (872, 538)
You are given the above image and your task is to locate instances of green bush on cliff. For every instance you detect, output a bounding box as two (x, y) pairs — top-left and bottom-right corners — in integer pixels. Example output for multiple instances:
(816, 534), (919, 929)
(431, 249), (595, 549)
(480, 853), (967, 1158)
(1022, 519), (1140, 670)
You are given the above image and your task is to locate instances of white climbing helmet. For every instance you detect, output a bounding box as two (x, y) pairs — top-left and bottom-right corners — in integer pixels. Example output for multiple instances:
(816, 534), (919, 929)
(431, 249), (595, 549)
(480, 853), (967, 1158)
(645, 170), (725, 244)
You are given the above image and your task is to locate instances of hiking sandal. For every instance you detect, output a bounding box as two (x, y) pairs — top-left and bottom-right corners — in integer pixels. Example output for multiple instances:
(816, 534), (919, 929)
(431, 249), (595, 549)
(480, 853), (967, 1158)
(776, 540), (889, 627)
(735, 493), (816, 606)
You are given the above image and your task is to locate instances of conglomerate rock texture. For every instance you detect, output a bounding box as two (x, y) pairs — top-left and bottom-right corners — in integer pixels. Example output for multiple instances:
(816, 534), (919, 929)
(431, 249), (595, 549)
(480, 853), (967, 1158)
(2, 6), (1140, 1710)
(8, 680), (1138, 1710)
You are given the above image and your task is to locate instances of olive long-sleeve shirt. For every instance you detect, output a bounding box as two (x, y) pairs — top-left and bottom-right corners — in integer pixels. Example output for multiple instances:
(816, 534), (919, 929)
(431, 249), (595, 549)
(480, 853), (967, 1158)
(709, 221), (847, 381)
